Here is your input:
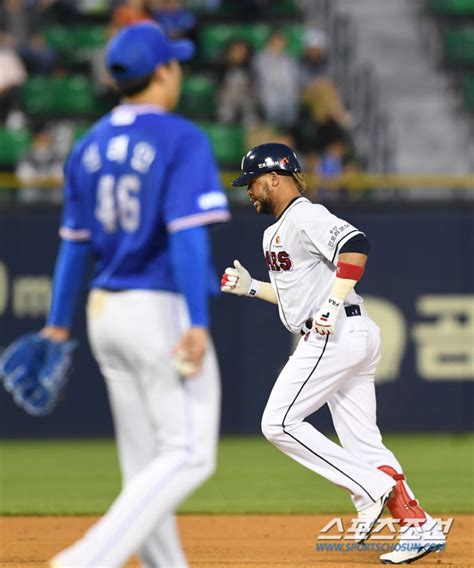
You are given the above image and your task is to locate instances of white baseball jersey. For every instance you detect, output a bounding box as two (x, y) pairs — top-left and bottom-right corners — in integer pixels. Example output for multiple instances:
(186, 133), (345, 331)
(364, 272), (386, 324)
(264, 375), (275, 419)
(262, 196), (364, 333)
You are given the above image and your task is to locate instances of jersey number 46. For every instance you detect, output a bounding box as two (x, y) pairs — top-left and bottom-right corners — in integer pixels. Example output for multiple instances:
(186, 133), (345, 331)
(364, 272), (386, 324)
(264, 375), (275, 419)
(95, 174), (141, 233)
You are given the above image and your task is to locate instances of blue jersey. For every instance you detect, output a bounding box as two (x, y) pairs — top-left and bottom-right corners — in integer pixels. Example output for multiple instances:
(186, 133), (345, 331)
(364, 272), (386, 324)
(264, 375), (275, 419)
(60, 104), (230, 291)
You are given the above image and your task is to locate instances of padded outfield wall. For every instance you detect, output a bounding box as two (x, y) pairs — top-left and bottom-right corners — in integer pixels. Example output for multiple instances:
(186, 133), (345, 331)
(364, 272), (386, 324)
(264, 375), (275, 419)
(0, 203), (473, 435)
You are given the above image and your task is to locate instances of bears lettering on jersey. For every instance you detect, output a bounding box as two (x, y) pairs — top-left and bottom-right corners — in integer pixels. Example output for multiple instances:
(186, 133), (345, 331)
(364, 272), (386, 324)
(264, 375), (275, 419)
(265, 250), (292, 271)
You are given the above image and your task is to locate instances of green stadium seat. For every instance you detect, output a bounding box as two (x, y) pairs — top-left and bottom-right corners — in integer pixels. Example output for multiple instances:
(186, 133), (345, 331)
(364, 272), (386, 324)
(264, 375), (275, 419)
(55, 76), (97, 115)
(178, 74), (217, 118)
(276, 0), (300, 16)
(193, 0), (299, 18)
(73, 123), (92, 141)
(463, 75), (474, 110)
(199, 23), (305, 62)
(199, 123), (244, 166)
(426, 0), (474, 16)
(0, 129), (32, 166)
(22, 76), (104, 116)
(45, 25), (106, 64)
(284, 24), (305, 57)
(443, 27), (474, 65)
(240, 24), (271, 50)
(74, 26), (106, 49)
(44, 26), (71, 53)
(199, 24), (237, 62)
(21, 76), (55, 114)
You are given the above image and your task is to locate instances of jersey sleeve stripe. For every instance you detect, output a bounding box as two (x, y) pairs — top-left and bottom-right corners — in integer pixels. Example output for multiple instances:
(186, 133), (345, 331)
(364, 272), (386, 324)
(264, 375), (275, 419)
(59, 226), (92, 241)
(330, 230), (364, 263)
(167, 210), (231, 233)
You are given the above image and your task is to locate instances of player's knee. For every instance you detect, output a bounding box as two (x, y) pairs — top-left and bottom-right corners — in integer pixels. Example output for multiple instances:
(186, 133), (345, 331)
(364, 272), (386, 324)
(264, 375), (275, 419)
(261, 414), (285, 445)
(188, 450), (216, 483)
(200, 455), (217, 481)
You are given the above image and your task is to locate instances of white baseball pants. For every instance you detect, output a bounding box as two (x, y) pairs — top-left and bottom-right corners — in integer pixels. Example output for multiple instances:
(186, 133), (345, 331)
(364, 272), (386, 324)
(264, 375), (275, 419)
(53, 290), (220, 568)
(262, 307), (400, 511)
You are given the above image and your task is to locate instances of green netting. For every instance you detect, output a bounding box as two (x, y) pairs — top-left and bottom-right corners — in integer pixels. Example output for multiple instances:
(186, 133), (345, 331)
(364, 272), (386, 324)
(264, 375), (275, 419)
(444, 27), (474, 65)
(0, 129), (32, 166)
(426, 0), (474, 15)
(199, 123), (244, 165)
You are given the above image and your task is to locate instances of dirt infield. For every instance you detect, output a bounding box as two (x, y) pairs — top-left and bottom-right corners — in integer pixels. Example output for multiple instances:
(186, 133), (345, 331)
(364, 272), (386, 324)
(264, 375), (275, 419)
(1, 514), (472, 567)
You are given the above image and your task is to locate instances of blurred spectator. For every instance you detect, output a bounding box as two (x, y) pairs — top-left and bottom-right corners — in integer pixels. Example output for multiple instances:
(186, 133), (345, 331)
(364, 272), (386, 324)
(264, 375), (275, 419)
(300, 28), (330, 88)
(90, 42), (121, 109)
(295, 76), (350, 155)
(0, 0), (56, 74)
(294, 27), (352, 159)
(313, 130), (360, 202)
(217, 40), (258, 125)
(16, 127), (63, 203)
(253, 31), (300, 129)
(90, 36), (121, 109)
(151, 0), (197, 41)
(48, 120), (76, 160)
(111, 0), (154, 27)
(92, 2), (152, 108)
(33, 0), (78, 26)
(0, 39), (27, 124)
(18, 32), (56, 74)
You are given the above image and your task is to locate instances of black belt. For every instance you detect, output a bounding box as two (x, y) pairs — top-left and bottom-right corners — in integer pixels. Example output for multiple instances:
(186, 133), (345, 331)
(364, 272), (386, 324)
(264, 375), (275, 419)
(300, 304), (361, 335)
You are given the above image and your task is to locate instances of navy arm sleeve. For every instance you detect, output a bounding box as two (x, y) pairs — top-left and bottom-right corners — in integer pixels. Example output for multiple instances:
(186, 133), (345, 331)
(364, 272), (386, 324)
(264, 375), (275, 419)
(339, 233), (371, 255)
(169, 225), (210, 328)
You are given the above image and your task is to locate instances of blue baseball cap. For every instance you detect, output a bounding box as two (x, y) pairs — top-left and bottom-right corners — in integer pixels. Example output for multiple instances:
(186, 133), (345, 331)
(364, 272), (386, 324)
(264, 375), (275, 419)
(105, 22), (195, 81)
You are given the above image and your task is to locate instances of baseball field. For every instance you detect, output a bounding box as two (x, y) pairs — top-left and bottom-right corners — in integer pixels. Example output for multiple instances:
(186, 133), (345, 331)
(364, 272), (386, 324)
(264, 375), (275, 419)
(1, 434), (473, 567)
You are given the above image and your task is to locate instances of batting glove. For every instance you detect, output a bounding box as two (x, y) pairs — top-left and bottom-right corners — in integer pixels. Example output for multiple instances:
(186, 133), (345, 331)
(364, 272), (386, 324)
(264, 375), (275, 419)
(313, 295), (343, 335)
(221, 260), (259, 296)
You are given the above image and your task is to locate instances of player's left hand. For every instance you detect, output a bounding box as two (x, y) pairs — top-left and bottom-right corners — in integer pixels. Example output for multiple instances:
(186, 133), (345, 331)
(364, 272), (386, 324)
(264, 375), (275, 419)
(313, 295), (343, 335)
(0, 332), (77, 416)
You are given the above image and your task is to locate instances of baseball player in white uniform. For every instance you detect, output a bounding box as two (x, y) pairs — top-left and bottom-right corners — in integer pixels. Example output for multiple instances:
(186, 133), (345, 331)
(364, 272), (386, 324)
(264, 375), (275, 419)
(221, 143), (445, 564)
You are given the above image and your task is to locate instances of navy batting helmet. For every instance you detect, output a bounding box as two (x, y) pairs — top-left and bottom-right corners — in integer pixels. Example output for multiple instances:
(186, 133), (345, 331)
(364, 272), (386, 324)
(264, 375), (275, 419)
(232, 143), (302, 187)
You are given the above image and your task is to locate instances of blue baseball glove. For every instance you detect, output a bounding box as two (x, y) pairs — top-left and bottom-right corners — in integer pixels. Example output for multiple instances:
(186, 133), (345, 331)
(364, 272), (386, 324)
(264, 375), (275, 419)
(0, 332), (78, 416)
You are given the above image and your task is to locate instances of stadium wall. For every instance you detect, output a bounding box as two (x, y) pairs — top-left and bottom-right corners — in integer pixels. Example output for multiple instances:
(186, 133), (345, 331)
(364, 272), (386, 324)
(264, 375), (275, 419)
(0, 204), (472, 435)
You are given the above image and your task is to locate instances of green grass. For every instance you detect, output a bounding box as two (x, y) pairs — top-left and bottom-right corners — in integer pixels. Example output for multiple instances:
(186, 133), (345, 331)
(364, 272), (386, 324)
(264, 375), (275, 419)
(0, 434), (472, 515)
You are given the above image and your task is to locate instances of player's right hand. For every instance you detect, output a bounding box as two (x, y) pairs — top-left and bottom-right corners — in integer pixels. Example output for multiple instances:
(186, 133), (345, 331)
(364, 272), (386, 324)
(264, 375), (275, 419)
(312, 295), (343, 335)
(172, 326), (208, 378)
(221, 260), (252, 295)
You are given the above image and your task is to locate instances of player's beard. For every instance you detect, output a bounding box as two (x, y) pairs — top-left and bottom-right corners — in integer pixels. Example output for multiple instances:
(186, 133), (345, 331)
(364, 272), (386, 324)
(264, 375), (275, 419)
(257, 182), (274, 215)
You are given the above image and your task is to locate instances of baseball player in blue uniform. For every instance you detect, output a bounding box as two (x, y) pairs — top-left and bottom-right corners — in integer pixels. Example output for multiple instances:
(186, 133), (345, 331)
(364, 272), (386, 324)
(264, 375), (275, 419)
(221, 143), (446, 565)
(0, 22), (229, 567)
